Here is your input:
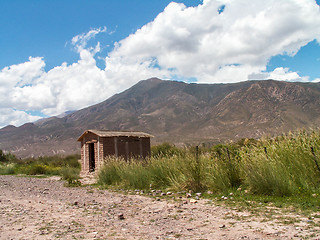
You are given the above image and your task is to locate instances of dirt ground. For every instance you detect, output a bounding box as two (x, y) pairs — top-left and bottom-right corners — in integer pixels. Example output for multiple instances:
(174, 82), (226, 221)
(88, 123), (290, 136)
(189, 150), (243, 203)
(0, 175), (319, 240)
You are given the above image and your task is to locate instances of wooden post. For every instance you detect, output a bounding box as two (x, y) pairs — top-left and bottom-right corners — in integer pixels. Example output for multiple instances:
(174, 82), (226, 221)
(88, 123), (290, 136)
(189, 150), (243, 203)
(264, 147), (268, 159)
(125, 142), (129, 161)
(139, 138), (143, 159)
(114, 137), (118, 157)
(311, 147), (320, 174)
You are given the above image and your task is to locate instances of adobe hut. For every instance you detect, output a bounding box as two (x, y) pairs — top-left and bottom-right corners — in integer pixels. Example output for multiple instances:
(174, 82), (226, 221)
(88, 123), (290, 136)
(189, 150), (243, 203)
(77, 130), (153, 173)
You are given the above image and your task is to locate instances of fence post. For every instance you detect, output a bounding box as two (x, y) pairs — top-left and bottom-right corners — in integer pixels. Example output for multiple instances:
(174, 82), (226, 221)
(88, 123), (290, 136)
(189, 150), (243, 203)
(311, 147), (320, 174)
(264, 147), (269, 159)
(195, 145), (201, 192)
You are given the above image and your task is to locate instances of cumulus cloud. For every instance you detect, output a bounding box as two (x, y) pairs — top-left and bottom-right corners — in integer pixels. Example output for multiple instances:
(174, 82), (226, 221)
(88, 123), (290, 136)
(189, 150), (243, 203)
(108, 0), (320, 83)
(249, 67), (310, 82)
(0, 108), (41, 129)
(1, 0), (320, 127)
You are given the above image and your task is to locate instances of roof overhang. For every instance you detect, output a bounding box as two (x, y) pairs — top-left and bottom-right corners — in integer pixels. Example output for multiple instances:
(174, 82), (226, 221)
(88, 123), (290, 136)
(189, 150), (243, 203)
(77, 129), (154, 141)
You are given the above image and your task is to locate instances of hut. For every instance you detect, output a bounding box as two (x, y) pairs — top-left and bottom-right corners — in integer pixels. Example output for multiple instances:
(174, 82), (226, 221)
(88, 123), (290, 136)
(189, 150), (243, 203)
(77, 130), (153, 173)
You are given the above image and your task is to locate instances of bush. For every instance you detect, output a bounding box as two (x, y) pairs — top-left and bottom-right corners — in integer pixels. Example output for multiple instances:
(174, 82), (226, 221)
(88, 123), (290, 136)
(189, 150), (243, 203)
(151, 143), (185, 158)
(147, 155), (183, 189)
(0, 150), (17, 163)
(0, 163), (16, 175)
(98, 156), (124, 185)
(61, 167), (81, 187)
(240, 130), (320, 196)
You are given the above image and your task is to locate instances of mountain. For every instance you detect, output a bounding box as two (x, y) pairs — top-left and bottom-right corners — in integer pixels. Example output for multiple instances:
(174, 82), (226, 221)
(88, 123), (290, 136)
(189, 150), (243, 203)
(1, 78), (320, 158)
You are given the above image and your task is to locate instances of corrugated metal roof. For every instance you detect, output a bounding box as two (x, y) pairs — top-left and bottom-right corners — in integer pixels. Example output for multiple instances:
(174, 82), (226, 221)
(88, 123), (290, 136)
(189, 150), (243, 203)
(77, 129), (154, 141)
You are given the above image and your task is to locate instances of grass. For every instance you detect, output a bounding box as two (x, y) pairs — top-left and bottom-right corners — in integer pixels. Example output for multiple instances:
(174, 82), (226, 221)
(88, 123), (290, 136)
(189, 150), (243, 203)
(0, 153), (81, 185)
(2, 128), (320, 212)
(97, 129), (320, 211)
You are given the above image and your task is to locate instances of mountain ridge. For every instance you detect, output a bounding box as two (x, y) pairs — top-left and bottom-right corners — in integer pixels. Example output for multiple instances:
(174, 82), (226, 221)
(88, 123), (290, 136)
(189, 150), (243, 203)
(1, 78), (320, 158)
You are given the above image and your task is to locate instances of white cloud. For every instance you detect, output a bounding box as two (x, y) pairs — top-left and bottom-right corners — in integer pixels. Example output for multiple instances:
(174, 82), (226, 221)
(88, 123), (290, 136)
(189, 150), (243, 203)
(71, 26), (107, 52)
(0, 108), (41, 129)
(108, 0), (320, 82)
(1, 0), (320, 127)
(249, 67), (309, 82)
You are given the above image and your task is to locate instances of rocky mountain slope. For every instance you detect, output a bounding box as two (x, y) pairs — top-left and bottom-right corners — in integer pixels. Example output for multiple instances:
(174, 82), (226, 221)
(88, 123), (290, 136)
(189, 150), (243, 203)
(1, 78), (320, 158)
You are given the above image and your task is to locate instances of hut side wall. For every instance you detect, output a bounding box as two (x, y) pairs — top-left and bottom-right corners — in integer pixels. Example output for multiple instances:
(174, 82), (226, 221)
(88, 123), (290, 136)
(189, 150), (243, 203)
(102, 137), (115, 160)
(115, 136), (151, 161)
(141, 137), (151, 158)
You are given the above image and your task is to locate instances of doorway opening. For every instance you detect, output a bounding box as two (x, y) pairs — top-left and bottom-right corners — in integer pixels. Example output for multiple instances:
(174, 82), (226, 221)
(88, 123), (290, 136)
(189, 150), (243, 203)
(88, 143), (95, 172)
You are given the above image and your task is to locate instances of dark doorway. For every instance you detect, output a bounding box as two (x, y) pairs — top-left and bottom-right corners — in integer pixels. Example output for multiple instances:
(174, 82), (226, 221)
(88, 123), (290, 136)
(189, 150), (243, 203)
(88, 143), (95, 172)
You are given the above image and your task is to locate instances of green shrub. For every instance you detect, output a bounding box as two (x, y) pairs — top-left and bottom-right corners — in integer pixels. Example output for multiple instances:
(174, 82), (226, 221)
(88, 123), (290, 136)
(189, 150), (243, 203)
(25, 164), (48, 175)
(147, 155), (183, 189)
(98, 156), (124, 185)
(151, 143), (185, 158)
(0, 150), (17, 163)
(123, 161), (151, 189)
(240, 130), (320, 196)
(60, 167), (80, 180)
(0, 163), (16, 175)
(61, 167), (81, 187)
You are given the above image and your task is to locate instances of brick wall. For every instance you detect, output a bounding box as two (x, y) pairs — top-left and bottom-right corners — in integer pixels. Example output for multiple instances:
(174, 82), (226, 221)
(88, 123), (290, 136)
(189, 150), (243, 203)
(81, 132), (99, 173)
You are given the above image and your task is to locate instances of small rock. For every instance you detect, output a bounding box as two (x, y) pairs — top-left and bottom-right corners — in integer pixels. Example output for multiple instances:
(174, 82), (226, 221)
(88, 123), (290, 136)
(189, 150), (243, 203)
(161, 192), (166, 196)
(196, 192), (202, 197)
(186, 193), (192, 198)
(219, 224), (226, 228)
(118, 213), (125, 220)
(237, 187), (242, 191)
(190, 199), (198, 203)
(229, 192), (233, 196)
(166, 192), (172, 195)
(207, 191), (213, 195)
(223, 197), (228, 200)
(195, 196), (199, 200)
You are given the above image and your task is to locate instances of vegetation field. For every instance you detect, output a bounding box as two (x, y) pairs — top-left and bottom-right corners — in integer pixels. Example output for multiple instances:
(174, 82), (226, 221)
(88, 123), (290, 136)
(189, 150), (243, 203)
(0, 152), (81, 185)
(1, 129), (320, 211)
(98, 129), (320, 211)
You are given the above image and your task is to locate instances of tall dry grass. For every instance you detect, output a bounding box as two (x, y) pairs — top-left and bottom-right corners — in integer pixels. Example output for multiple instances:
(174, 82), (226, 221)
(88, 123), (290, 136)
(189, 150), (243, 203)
(98, 129), (320, 196)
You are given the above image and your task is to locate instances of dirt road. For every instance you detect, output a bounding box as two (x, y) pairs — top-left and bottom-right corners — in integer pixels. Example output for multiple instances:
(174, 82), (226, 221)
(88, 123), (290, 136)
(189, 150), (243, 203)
(0, 175), (318, 239)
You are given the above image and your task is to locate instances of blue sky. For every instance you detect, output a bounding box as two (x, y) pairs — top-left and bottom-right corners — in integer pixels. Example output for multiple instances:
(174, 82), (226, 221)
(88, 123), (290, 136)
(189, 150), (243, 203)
(0, 0), (201, 71)
(0, 0), (320, 128)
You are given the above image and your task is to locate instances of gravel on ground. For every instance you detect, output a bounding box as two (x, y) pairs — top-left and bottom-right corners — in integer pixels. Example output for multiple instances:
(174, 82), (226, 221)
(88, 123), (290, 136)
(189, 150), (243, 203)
(0, 175), (319, 239)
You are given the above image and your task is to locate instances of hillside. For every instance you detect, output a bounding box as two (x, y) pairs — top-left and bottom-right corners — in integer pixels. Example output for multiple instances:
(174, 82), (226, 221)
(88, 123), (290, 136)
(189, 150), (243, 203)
(1, 78), (320, 158)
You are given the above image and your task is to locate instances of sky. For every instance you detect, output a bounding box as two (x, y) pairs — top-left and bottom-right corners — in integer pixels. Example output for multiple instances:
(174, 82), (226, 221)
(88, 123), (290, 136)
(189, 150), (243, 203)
(0, 0), (320, 128)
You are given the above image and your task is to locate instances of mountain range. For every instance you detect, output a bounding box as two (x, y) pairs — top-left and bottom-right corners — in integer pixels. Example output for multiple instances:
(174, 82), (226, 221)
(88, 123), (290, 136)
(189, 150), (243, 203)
(1, 78), (320, 158)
